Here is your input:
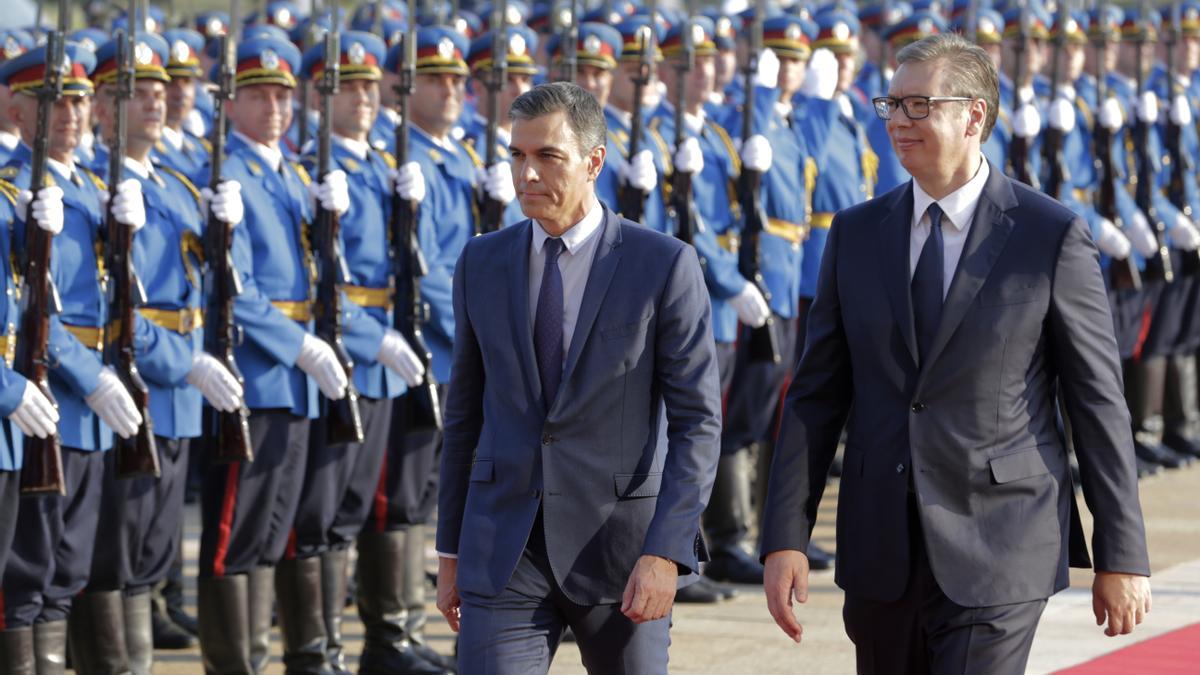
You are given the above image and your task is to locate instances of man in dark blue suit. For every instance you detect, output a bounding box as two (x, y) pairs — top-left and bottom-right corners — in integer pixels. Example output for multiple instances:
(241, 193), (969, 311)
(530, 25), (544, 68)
(435, 82), (722, 674)
(760, 34), (1152, 674)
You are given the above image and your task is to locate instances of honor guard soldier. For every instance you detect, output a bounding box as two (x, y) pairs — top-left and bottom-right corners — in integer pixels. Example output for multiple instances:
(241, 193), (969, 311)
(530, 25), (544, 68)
(152, 29), (213, 186)
(69, 29), (106, 171)
(703, 11), (741, 109)
(355, 26), (478, 673)
(191, 11), (234, 138)
(951, 7), (1011, 170)
(195, 33), (353, 673)
(286, 30), (439, 674)
(69, 32), (245, 673)
(0, 42), (150, 669)
(0, 177), (64, 669)
(0, 30), (35, 165)
(855, 0), (909, 103)
(464, 25), (538, 228)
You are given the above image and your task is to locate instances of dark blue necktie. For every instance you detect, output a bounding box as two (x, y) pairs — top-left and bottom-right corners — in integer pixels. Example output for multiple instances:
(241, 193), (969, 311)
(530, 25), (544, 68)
(534, 238), (565, 410)
(912, 203), (945, 363)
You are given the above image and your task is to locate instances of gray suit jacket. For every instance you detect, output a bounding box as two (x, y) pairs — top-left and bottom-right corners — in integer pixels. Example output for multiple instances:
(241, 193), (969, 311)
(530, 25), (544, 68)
(437, 207), (722, 605)
(761, 165), (1151, 607)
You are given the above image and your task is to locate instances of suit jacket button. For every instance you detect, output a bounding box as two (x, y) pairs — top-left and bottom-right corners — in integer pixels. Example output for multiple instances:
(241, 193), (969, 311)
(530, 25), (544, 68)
(896, 463), (905, 474)
(541, 434), (553, 445)
(911, 402), (925, 413)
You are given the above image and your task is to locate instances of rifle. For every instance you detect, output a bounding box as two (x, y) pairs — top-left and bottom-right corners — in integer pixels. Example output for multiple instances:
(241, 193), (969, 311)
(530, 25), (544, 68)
(735, 0), (780, 365)
(202, 0), (253, 464)
(16, 0), (69, 495)
(616, 0), (656, 224)
(1008, 0), (1038, 187)
(1040, 0), (1070, 199)
(964, 0), (978, 44)
(879, 0), (894, 94)
(555, 0), (578, 83)
(1092, 0), (1141, 291)
(105, 0), (160, 479)
(313, 0), (366, 445)
(391, 0), (441, 432)
(478, 0), (508, 235)
(669, 3), (699, 246)
(1164, 0), (1199, 274)
(1133, 0), (1174, 282)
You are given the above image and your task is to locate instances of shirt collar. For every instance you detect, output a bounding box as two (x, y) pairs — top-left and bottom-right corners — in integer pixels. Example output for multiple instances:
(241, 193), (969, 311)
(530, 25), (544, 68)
(0, 130), (18, 151)
(47, 156), (76, 179)
(161, 125), (183, 150)
(232, 130), (283, 172)
(911, 155), (989, 232)
(334, 134), (370, 159)
(532, 198), (603, 257)
(123, 156), (153, 179)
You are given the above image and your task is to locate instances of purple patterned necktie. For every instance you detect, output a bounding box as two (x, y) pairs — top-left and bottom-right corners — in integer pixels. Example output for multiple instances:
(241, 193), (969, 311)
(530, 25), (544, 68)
(534, 237), (565, 410)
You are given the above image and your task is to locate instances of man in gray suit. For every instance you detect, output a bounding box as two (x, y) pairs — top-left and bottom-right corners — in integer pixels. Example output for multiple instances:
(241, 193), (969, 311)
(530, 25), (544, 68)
(435, 82), (722, 674)
(760, 34), (1152, 674)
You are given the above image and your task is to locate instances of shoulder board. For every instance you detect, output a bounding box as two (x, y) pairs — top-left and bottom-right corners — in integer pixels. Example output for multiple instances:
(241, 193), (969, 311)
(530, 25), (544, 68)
(0, 179), (17, 206)
(646, 126), (673, 175)
(379, 150), (397, 169)
(0, 167), (18, 180)
(246, 158), (263, 176)
(292, 162), (312, 185)
(159, 166), (203, 205)
(705, 119), (742, 176)
(78, 166), (107, 192)
(154, 140), (167, 153)
(198, 137), (213, 153)
(460, 139), (484, 169)
(342, 157), (362, 174)
(427, 147), (444, 164)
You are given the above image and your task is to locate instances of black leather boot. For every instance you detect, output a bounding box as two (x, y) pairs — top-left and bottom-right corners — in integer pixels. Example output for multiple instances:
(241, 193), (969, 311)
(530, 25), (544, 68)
(197, 574), (253, 674)
(320, 549), (351, 674)
(1164, 353), (1200, 459)
(247, 566), (275, 674)
(1128, 357), (1192, 468)
(124, 592), (153, 675)
(0, 627), (34, 675)
(68, 590), (131, 674)
(276, 556), (331, 674)
(402, 524), (453, 671)
(34, 620), (68, 675)
(356, 530), (451, 675)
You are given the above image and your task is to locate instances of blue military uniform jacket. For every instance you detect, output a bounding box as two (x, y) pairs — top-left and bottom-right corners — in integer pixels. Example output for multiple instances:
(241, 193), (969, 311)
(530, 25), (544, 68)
(5, 144), (112, 451)
(600, 105), (674, 235)
(0, 182), (28, 470)
(151, 128), (212, 189)
(462, 117), (528, 228)
(222, 133), (321, 417)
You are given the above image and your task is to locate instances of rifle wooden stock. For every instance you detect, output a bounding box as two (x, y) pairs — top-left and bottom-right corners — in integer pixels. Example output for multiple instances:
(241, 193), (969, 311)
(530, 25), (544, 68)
(1133, 0), (1174, 283)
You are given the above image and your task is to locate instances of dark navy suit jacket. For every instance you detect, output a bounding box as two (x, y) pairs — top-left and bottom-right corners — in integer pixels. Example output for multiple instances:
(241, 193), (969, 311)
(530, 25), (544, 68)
(761, 164), (1151, 607)
(437, 206), (723, 605)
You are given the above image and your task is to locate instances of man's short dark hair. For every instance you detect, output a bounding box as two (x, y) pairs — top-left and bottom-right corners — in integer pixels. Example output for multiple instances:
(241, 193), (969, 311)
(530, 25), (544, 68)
(509, 82), (606, 156)
(895, 33), (1000, 141)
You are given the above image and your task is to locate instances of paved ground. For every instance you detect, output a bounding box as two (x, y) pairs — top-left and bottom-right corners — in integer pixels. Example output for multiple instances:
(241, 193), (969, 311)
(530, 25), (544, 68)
(154, 461), (1200, 674)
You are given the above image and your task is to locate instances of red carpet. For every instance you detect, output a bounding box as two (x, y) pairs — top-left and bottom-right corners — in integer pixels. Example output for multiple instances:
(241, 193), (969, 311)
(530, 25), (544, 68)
(1055, 622), (1200, 674)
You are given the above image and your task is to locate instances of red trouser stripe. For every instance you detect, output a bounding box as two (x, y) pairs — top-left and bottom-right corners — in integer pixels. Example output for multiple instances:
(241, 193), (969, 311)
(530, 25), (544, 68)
(1132, 301), (1153, 362)
(372, 453), (389, 533)
(284, 529), (297, 561)
(0, 587), (7, 630)
(212, 462), (241, 577)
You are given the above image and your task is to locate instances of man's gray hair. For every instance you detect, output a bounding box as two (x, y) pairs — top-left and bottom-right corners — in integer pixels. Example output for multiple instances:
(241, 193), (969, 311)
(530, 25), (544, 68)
(509, 82), (606, 155)
(895, 33), (1000, 141)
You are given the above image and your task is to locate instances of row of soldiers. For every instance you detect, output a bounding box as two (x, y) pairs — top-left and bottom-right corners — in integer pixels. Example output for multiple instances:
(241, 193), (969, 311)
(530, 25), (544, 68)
(0, 0), (1198, 672)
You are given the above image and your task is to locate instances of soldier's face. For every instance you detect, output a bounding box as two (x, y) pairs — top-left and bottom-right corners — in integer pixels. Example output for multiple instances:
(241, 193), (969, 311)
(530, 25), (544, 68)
(229, 83), (293, 146)
(886, 59), (986, 185)
(509, 110), (604, 230)
(982, 43), (1003, 72)
(777, 55), (808, 96)
(8, 92), (86, 161)
(612, 60), (660, 109)
(715, 49), (737, 87)
(1065, 42), (1087, 82)
(411, 72), (465, 133)
(330, 79), (378, 139)
(660, 54), (717, 110)
(835, 48), (858, 93)
(130, 80), (167, 146)
(166, 76), (197, 128)
(1181, 34), (1200, 72)
(575, 65), (612, 107)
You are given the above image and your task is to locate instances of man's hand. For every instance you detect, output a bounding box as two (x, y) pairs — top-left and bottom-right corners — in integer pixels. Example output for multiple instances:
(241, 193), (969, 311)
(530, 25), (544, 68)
(620, 555), (678, 623)
(1093, 572), (1152, 637)
(436, 556), (462, 633)
(764, 549), (810, 643)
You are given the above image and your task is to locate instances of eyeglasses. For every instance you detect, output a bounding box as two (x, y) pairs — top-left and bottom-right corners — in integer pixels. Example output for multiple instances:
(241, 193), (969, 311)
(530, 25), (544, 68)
(872, 95), (975, 120)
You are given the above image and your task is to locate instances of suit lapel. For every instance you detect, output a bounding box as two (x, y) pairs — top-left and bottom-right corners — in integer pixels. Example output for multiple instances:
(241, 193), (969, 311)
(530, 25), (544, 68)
(880, 183), (918, 367)
(918, 165), (1017, 377)
(508, 221), (542, 403)
(551, 208), (623, 415)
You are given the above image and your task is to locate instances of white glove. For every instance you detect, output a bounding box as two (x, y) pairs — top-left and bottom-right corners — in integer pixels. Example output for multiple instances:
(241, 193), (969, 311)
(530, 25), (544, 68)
(1095, 218), (1132, 260)
(1137, 90), (1159, 124)
(730, 281), (770, 328)
(377, 328), (425, 387)
(1013, 103), (1042, 139)
(183, 108), (207, 137)
(85, 366), (143, 439)
(1048, 97), (1076, 133)
(17, 186), (65, 235)
(1099, 96), (1125, 131)
(1128, 210), (1160, 258)
(8, 381), (59, 439)
(622, 149), (658, 192)
(800, 48), (839, 101)
(186, 351), (244, 412)
(394, 161), (426, 202)
(201, 180), (244, 227)
(673, 136), (704, 175)
(1170, 213), (1200, 251)
(110, 178), (146, 231)
(296, 333), (348, 400)
(1171, 93), (1193, 126)
(1017, 85), (1035, 105)
(1056, 84), (1076, 102)
(740, 134), (773, 173)
(754, 48), (779, 89)
(475, 162), (516, 205)
(309, 169), (350, 216)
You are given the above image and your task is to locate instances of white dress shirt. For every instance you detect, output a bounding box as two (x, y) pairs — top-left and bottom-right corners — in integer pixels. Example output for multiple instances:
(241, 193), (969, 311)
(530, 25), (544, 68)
(909, 156), (990, 300)
(160, 125), (184, 152)
(528, 198), (605, 366)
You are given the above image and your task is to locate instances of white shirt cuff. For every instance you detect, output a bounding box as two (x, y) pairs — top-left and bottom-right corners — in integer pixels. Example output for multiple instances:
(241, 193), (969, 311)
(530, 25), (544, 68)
(437, 551), (458, 559)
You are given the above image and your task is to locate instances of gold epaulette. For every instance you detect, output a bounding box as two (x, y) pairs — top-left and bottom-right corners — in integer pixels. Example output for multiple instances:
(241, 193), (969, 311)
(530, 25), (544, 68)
(78, 166), (107, 192)
(292, 162), (313, 186)
(159, 166), (202, 206)
(706, 119), (742, 176)
(379, 149), (397, 169)
(0, 179), (17, 206)
(460, 138), (484, 169)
